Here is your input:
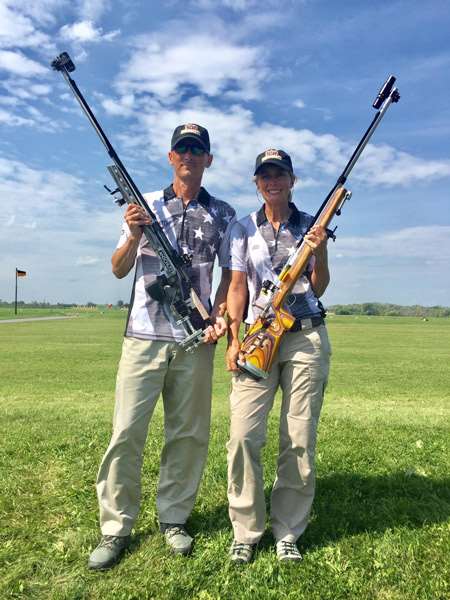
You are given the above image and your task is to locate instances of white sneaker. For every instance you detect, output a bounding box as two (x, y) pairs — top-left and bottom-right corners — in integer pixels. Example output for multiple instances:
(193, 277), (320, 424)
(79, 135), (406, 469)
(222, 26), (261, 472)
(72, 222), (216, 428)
(276, 539), (302, 561)
(229, 540), (255, 564)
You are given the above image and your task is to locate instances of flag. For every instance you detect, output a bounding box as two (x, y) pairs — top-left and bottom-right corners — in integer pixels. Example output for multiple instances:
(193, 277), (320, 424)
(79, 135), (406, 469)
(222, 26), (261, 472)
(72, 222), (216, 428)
(16, 269), (27, 277)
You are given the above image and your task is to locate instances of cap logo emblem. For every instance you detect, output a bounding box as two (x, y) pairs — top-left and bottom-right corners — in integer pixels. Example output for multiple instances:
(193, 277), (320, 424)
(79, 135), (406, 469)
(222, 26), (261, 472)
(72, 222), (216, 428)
(261, 149), (282, 162)
(181, 123), (201, 136)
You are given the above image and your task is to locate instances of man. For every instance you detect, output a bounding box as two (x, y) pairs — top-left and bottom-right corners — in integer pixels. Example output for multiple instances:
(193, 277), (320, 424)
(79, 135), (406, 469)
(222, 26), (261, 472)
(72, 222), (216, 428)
(88, 124), (236, 570)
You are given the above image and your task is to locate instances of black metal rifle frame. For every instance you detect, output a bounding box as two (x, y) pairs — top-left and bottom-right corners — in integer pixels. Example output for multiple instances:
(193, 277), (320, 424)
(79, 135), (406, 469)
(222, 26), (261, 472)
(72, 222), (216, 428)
(51, 51), (209, 350)
(307, 75), (400, 242)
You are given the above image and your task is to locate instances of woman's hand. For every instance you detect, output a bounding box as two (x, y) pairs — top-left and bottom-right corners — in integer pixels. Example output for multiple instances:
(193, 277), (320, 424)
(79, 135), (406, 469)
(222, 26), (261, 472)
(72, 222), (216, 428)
(226, 340), (242, 372)
(304, 225), (328, 259)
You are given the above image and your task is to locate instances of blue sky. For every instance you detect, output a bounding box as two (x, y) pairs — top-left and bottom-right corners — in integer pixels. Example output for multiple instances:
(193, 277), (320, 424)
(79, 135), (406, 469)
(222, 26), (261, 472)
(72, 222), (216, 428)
(1, 0), (449, 306)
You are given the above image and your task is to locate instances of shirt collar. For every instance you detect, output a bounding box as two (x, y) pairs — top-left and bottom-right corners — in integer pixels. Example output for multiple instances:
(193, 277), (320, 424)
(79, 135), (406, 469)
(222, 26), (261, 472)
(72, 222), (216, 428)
(163, 184), (211, 207)
(256, 202), (301, 227)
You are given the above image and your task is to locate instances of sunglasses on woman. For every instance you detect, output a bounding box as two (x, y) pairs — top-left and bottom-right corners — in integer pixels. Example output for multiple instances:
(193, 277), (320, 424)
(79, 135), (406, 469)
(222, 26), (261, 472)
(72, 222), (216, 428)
(173, 143), (207, 156)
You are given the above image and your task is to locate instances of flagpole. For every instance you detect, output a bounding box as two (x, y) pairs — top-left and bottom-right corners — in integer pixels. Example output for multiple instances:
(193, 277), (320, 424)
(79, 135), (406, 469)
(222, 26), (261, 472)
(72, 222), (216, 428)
(15, 268), (18, 315)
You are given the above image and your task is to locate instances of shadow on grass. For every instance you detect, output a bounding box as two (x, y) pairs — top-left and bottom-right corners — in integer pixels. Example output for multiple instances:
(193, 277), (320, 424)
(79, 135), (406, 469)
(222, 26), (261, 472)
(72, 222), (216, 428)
(305, 471), (450, 548)
(187, 471), (450, 550)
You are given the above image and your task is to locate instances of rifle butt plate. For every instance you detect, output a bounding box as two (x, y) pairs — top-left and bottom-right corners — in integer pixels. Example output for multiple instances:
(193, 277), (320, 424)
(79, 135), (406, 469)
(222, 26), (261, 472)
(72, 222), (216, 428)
(237, 360), (268, 381)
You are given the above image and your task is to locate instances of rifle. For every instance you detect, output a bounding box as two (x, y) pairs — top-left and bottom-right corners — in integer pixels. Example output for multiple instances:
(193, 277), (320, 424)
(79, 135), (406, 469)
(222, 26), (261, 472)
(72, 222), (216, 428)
(238, 75), (400, 380)
(51, 52), (211, 351)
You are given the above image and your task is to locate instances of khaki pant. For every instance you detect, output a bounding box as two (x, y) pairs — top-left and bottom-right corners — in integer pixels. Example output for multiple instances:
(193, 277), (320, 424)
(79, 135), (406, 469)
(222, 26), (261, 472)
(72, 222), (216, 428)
(227, 325), (331, 544)
(97, 337), (215, 536)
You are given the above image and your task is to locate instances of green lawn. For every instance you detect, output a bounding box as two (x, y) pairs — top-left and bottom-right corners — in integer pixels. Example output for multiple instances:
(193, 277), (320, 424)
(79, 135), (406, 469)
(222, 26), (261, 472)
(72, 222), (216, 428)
(0, 311), (449, 599)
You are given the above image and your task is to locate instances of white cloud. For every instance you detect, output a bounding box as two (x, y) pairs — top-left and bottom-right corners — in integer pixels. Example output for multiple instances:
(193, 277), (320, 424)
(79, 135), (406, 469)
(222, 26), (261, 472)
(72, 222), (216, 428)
(294, 99), (306, 109)
(107, 96), (450, 201)
(59, 20), (119, 43)
(0, 157), (84, 217)
(0, 107), (36, 127)
(354, 145), (450, 186)
(29, 83), (52, 96)
(326, 226), (450, 305)
(0, 50), (46, 76)
(192, 0), (280, 10)
(333, 226), (450, 262)
(0, 96), (21, 107)
(2, 78), (52, 100)
(117, 35), (266, 102)
(76, 256), (101, 266)
(0, 155), (129, 303)
(0, 2), (52, 49)
(78, 0), (110, 21)
(7, 0), (64, 26)
(99, 93), (137, 117)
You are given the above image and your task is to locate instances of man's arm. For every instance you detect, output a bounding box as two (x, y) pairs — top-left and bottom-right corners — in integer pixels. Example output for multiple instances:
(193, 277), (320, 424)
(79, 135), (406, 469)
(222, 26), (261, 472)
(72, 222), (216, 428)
(111, 205), (150, 279)
(225, 270), (248, 371)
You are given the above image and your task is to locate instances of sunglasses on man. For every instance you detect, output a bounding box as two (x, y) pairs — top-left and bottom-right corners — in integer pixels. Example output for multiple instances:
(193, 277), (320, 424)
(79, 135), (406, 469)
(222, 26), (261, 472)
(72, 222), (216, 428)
(173, 143), (207, 156)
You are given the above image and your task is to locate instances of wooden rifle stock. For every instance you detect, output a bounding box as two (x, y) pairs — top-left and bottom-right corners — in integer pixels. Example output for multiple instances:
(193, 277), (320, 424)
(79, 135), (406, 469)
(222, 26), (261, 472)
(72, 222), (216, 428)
(237, 75), (400, 379)
(238, 187), (349, 380)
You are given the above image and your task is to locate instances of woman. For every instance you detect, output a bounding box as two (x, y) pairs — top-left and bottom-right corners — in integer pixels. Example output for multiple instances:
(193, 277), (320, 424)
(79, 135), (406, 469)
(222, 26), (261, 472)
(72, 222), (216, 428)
(226, 149), (331, 563)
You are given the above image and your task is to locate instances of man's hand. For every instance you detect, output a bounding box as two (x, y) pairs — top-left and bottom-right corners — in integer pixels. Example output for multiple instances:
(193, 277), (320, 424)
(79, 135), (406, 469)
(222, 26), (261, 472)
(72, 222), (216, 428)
(203, 315), (227, 344)
(125, 204), (151, 240)
(226, 340), (242, 371)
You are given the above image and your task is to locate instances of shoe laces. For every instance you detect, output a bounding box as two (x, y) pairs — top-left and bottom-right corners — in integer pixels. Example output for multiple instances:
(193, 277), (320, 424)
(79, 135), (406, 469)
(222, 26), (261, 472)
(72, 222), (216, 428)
(165, 526), (188, 539)
(232, 542), (253, 556)
(279, 541), (300, 556)
(99, 535), (122, 549)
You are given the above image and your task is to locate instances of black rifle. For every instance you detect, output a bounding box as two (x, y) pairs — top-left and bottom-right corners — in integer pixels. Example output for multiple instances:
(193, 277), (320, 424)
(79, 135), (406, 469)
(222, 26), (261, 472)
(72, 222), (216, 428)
(51, 52), (211, 351)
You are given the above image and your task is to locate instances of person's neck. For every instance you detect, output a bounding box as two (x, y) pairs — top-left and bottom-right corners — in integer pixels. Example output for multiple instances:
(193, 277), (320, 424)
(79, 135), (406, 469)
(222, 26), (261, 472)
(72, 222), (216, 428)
(173, 177), (202, 206)
(264, 201), (291, 231)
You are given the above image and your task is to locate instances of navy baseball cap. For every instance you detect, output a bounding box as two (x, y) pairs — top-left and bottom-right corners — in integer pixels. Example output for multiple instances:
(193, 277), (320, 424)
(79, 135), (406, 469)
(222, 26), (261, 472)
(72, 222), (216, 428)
(254, 149), (294, 175)
(171, 123), (210, 153)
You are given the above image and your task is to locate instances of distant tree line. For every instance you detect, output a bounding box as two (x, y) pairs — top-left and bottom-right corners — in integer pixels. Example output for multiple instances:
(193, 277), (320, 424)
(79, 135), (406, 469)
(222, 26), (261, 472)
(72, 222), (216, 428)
(1, 299), (448, 317)
(0, 300), (128, 309)
(328, 303), (450, 318)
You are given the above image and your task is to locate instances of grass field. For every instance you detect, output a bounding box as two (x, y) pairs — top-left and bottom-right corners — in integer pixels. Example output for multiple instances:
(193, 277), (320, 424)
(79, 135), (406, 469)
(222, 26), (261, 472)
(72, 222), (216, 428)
(1, 310), (449, 599)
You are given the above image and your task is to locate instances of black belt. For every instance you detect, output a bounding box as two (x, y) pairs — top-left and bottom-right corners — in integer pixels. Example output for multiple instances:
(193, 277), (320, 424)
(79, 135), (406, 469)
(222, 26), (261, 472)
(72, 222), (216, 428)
(244, 316), (324, 334)
(289, 316), (324, 332)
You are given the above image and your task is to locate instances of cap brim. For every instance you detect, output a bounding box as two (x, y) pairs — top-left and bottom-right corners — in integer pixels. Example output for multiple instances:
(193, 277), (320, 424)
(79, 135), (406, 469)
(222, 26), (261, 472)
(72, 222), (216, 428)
(171, 134), (209, 151)
(254, 159), (293, 175)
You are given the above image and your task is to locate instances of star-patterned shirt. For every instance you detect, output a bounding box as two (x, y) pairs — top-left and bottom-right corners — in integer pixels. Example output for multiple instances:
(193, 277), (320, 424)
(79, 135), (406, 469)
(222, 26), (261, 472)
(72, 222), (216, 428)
(119, 184), (236, 341)
(229, 202), (323, 324)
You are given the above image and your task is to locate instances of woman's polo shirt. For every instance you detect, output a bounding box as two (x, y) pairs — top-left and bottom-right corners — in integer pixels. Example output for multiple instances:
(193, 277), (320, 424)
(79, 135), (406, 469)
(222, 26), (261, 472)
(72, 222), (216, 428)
(229, 203), (323, 324)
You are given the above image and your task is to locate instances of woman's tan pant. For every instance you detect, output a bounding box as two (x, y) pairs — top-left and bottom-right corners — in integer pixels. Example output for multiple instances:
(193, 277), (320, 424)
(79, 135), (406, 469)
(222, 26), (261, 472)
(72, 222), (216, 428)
(227, 325), (331, 544)
(96, 337), (215, 536)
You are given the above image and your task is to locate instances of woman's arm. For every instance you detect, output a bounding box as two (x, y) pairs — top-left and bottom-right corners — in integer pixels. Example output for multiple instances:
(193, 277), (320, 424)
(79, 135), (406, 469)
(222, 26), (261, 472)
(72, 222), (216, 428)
(225, 270), (248, 371)
(304, 225), (330, 297)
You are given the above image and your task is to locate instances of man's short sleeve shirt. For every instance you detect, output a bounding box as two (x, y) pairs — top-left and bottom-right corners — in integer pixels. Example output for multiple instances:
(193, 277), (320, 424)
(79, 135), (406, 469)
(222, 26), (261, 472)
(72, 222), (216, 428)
(229, 203), (323, 323)
(118, 185), (236, 341)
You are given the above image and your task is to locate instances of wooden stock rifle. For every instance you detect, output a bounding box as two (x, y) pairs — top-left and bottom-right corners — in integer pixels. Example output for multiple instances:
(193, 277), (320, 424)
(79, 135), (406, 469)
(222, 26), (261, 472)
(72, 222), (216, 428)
(238, 75), (400, 380)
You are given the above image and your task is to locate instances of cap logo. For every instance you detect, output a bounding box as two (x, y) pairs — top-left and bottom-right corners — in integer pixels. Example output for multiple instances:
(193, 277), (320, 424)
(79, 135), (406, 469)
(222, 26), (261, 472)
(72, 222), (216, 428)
(180, 123), (201, 136)
(261, 149), (282, 162)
